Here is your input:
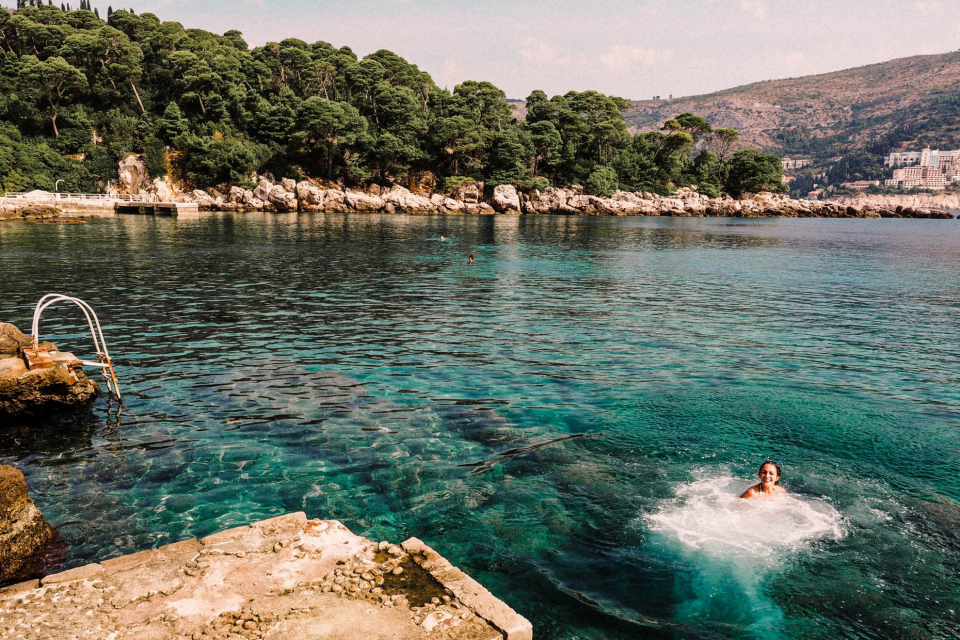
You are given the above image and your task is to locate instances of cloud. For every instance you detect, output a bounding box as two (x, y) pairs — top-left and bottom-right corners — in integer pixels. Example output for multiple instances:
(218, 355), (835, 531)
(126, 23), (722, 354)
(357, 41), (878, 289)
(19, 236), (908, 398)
(740, 0), (768, 19)
(599, 45), (674, 72)
(914, 1), (940, 15)
(518, 38), (563, 68)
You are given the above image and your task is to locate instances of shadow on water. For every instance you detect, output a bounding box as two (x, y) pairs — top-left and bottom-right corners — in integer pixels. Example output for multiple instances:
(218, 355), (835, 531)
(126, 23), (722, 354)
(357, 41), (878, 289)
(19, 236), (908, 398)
(456, 432), (613, 474)
(0, 404), (109, 462)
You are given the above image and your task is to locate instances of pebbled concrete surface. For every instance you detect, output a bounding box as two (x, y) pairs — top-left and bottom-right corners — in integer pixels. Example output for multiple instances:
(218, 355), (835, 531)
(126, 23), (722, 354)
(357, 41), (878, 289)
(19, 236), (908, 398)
(0, 513), (531, 640)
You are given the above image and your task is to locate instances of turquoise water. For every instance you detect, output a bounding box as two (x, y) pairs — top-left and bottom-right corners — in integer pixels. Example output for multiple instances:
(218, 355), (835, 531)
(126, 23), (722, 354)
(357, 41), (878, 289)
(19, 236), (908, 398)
(1, 213), (958, 639)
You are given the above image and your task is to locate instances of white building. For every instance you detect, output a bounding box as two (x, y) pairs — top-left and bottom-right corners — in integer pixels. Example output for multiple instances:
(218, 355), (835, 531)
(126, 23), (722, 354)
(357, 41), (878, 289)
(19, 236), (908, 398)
(884, 151), (923, 167)
(885, 165), (947, 190)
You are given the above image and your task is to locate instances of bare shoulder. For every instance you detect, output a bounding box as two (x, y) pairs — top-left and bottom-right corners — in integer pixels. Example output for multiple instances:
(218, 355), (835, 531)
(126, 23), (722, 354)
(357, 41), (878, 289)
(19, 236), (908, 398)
(740, 485), (760, 499)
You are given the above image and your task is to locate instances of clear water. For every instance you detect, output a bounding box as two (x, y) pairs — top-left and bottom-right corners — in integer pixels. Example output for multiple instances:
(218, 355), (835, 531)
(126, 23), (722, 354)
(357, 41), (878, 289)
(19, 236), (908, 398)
(1, 214), (958, 639)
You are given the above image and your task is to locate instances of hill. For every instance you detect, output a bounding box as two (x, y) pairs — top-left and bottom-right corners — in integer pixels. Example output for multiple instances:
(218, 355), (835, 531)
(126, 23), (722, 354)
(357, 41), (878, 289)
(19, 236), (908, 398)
(624, 50), (960, 161)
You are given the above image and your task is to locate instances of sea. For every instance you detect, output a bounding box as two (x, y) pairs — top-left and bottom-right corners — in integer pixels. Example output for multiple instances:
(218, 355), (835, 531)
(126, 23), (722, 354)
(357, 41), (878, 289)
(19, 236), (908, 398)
(1, 213), (958, 639)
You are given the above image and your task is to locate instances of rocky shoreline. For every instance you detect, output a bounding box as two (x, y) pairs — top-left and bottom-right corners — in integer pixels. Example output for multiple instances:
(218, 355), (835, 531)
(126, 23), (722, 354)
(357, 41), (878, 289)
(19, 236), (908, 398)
(168, 178), (954, 219)
(0, 323), (100, 420)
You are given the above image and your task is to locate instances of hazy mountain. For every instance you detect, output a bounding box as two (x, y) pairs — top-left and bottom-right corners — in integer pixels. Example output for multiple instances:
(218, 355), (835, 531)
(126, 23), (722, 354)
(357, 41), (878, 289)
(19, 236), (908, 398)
(624, 50), (960, 161)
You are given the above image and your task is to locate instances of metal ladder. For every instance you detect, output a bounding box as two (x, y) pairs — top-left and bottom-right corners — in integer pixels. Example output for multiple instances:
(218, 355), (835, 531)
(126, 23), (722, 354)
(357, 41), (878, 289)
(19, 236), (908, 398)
(31, 294), (122, 402)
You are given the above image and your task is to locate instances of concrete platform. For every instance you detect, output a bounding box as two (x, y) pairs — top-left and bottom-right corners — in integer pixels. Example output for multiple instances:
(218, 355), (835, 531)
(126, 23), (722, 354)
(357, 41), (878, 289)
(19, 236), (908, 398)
(114, 202), (199, 215)
(0, 513), (532, 640)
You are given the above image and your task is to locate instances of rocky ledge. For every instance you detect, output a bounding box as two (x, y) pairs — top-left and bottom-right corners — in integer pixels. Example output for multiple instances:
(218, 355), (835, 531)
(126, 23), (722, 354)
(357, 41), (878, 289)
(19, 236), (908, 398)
(0, 513), (532, 640)
(173, 178), (954, 219)
(0, 323), (100, 420)
(0, 465), (54, 585)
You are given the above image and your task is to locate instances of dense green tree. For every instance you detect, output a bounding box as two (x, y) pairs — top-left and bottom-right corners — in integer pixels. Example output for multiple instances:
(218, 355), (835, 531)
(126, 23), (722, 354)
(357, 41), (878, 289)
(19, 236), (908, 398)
(0, 5), (769, 196)
(724, 149), (786, 197)
(295, 97), (366, 179)
(585, 165), (618, 196)
(20, 54), (87, 136)
(141, 133), (167, 178)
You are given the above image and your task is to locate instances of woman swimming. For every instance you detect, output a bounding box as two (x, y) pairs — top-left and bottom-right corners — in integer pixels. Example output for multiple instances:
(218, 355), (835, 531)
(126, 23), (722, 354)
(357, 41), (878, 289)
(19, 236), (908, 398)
(740, 461), (786, 499)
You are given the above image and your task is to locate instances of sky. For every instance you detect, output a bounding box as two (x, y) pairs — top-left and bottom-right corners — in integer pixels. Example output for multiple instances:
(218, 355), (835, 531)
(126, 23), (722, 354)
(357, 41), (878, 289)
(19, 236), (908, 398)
(116, 0), (959, 99)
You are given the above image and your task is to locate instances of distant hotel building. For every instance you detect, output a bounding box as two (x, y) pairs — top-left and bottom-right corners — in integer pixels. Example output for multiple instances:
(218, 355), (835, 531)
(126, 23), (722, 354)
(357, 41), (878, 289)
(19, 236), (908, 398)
(840, 180), (880, 191)
(884, 148), (960, 190)
(781, 157), (808, 171)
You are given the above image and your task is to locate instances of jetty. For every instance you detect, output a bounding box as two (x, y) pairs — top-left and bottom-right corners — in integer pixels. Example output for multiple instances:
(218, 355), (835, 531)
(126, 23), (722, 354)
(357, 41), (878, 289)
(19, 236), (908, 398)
(0, 513), (532, 640)
(2, 192), (198, 216)
(113, 201), (199, 215)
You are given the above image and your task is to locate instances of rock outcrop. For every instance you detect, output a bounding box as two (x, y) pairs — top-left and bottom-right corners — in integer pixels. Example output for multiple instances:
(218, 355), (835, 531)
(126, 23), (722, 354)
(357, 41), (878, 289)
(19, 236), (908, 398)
(152, 172), (956, 219)
(0, 323), (100, 420)
(0, 465), (54, 584)
(116, 155), (151, 195)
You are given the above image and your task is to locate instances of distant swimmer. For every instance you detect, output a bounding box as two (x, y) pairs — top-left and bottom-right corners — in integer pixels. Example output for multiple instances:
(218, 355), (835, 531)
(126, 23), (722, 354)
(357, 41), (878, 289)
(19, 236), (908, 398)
(468, 254), (474, 264)
(440, 235), (446, 241)
(740, 461), (786, 499)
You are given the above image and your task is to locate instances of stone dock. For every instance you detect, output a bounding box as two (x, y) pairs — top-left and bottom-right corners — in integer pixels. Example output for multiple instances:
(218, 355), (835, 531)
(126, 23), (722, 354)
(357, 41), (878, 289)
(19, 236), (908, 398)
(0, 513), (532, 640)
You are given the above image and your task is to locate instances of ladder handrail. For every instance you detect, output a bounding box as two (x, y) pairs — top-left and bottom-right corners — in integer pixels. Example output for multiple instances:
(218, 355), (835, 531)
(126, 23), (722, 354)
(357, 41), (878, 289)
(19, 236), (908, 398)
(31, 294), (121, 402)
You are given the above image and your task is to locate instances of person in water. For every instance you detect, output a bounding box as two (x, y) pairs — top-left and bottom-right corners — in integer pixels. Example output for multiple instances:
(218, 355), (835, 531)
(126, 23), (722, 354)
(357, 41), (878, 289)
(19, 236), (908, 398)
(468, 254), (474, 263)
(740, 461), (786, 499)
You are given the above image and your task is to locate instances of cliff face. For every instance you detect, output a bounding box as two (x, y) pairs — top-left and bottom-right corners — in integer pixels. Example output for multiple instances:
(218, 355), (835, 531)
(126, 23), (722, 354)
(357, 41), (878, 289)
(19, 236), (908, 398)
(624, 50), (960, 156)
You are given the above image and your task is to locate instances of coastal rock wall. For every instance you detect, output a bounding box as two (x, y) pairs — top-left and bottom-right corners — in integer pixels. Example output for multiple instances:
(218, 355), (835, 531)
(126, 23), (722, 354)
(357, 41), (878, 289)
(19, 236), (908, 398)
(168, 176), (955, 219)
(0, 465), (54, 584)
(828, 193), (960, 213)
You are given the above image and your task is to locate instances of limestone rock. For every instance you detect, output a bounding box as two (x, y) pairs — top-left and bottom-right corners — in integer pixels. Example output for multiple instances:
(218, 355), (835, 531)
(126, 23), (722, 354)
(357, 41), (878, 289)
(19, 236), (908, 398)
(152, 178), (178, 202)
(280, 178), (297, 192)
(296, 181), (324, 209)
(267, 185), (298, 212)
(0, 465), (54, 583)
(382, 186), (437, 213)
(117, 155), (151, 194)
(0, 356), (100, 419)
(189, 190), (215, 208)
(488, 184), (521, 213)
(454, 183), (481, 204)
(345, 190), (385, 212)
(252, 178), (274, 201)
(0, 323), (31, 357)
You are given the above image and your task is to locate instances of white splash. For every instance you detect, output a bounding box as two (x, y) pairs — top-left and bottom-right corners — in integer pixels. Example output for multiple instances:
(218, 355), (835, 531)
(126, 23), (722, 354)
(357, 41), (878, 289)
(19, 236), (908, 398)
(647, 475), (843, 562)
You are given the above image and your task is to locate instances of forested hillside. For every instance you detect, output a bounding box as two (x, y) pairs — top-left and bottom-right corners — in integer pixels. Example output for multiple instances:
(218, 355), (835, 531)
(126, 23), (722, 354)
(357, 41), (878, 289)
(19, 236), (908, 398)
(625, 50), (960, 163)
(0, 4), (781, 198)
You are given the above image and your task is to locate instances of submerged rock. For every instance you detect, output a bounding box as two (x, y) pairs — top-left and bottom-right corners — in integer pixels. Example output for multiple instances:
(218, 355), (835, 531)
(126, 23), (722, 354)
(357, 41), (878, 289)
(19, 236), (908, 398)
(0, 323), (100, 420)
(0, 465), (53, 584)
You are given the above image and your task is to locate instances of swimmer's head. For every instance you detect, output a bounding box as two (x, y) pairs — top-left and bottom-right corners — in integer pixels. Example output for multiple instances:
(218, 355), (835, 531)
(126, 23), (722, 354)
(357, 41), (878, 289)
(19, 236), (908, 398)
(758, 461), (782, 485)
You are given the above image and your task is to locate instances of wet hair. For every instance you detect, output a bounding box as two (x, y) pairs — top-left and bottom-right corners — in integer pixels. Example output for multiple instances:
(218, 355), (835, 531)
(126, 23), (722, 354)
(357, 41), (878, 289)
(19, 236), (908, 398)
(759, 460), (782, 484)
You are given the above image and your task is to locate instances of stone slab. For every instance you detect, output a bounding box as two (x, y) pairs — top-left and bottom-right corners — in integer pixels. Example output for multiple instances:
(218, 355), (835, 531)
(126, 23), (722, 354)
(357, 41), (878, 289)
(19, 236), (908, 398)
(40, 562), (103, 584)
(0, 579), (38, 596)
(1, 515), (526, 639)
(403, 537), (532, 640)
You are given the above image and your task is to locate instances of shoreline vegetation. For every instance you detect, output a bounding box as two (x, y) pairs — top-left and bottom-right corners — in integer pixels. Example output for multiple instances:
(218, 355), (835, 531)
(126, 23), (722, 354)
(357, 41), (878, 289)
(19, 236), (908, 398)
(1, 6), (954, 219)
(2, 5), (784, 205)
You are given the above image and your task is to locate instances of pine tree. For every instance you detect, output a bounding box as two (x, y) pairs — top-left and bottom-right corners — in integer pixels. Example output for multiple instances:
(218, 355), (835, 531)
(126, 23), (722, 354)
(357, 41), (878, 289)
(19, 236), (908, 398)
(61, 2), (65, 10)
(94, 6), (99, 17)
(107, 5), (112, 18)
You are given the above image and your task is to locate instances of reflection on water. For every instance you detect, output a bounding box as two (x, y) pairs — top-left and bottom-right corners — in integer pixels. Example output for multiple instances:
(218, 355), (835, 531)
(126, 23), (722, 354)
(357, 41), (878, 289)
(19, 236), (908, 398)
(1, 214), (959, 639)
